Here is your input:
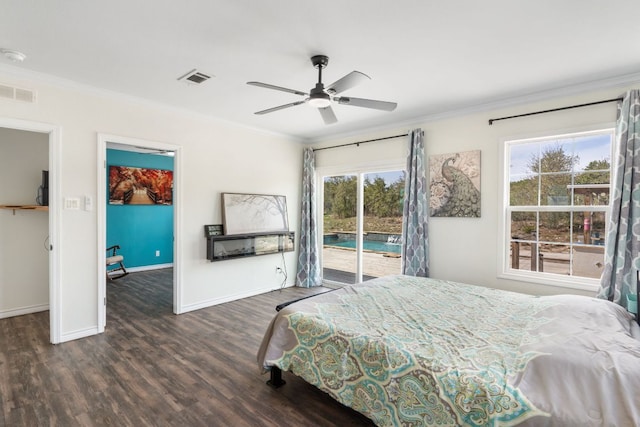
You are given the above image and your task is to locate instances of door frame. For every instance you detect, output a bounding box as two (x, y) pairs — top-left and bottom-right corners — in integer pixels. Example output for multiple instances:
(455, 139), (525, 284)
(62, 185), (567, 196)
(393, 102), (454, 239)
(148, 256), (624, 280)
(317, 159), (405, 285)
(97, 133), (182, 331)
(0, 117), (61, 343)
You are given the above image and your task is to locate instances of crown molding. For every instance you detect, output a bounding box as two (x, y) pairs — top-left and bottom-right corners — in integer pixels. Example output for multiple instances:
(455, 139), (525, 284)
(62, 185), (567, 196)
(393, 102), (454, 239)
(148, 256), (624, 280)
(0, 63), (303, 144)
(2, 62), (638, 146)
(304, 71), (640, 144)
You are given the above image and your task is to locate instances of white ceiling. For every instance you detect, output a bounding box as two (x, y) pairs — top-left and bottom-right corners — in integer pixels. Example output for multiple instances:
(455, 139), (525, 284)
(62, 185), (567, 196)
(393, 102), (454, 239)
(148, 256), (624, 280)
(1, 1), (640, 142)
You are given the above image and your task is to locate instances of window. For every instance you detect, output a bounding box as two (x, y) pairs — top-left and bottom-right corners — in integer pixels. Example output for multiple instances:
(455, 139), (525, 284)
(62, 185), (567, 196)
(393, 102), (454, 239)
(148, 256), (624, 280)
(501, 128), (613, 290)
(320, 166), (405, 284)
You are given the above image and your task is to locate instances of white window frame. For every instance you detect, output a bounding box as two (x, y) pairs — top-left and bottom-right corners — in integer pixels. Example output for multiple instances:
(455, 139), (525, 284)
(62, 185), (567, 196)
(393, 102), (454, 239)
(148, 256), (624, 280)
(317, 159), (405, 286)
(498, 125), (615, 291)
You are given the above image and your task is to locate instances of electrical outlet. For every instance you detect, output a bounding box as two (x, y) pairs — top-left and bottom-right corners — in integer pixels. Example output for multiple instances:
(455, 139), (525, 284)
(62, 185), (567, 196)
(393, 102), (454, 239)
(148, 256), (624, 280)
(155, 250), (160, 257)
(276, 266), (283, 274)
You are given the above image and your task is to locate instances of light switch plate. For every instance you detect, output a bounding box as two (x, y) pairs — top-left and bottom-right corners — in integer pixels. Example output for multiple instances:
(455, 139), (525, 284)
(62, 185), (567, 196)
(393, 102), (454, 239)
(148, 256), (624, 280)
(64, 197), (80, 210)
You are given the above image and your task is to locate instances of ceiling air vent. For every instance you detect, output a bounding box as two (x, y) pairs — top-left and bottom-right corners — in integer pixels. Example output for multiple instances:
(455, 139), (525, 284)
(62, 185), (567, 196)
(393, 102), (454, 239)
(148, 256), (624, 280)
(0, 83), (36, 103)
(177, 69), (212, 85)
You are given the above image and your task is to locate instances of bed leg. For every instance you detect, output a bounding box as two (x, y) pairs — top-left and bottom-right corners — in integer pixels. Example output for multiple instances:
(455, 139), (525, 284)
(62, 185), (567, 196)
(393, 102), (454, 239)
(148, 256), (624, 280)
(267, 367), (286, 388)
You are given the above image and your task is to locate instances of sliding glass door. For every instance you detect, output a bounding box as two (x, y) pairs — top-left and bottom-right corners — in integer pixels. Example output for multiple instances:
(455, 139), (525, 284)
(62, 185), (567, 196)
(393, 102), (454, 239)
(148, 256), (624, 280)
(321, 168), (405, 285)
(322, 174), (358, 284)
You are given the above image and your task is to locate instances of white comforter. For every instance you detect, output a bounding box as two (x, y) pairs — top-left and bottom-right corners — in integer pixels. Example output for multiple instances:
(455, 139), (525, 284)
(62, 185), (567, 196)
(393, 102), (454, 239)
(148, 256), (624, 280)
(516, 294), (640, 426)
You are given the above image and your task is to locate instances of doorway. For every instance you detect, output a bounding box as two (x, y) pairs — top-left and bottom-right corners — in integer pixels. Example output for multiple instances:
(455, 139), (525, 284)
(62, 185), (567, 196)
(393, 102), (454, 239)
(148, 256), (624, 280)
(320, 166), (405, 285)
(0, 117), (61, 343)
(97, 134), (182, 332)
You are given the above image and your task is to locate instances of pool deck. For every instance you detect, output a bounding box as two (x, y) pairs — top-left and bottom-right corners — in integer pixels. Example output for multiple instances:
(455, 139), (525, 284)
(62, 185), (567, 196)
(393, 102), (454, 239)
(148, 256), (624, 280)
(322, 246), (401, 283)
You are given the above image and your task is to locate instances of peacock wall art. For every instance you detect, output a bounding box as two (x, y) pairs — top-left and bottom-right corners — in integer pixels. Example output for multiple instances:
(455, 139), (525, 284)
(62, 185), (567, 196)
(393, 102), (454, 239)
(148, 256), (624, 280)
(429, 150), (481, 217)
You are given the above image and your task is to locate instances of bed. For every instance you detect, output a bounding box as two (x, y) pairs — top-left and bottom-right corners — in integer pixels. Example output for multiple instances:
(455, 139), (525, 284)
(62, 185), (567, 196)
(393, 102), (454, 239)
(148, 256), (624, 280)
(257, 274), (640, 426)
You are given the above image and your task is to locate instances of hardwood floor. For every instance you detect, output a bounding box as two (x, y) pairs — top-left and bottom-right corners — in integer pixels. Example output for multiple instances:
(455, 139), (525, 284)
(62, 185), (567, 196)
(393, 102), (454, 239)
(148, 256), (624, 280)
(0, 269), (374, 426)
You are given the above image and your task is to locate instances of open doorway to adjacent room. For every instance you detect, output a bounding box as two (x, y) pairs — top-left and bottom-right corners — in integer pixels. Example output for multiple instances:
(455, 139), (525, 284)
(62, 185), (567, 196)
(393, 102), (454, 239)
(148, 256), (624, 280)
(0, 118), (61, 343)
(97, 134), (182, 332)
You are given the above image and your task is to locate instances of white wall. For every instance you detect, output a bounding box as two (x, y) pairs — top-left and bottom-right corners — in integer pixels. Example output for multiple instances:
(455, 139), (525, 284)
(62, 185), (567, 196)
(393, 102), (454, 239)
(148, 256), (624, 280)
(314, 85), (634, 297)
(0, 71), (302, 342)
(1, 66), (634, 340)
(0, 128), (49, 317)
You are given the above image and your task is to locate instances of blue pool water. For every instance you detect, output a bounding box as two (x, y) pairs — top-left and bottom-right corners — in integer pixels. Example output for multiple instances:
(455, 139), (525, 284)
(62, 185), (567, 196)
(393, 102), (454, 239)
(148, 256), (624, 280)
(325, 239), (401, 254)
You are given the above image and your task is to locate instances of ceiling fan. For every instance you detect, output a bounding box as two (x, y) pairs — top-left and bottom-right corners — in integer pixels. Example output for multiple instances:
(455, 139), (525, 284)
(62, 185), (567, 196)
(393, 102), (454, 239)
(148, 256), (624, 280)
(247, 55), (397, 125)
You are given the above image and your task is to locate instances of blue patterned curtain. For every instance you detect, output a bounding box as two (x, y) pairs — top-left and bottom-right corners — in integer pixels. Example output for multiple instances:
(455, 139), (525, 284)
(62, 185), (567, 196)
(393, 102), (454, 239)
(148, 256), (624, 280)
(596, 90), (640, 309)
(295, 147), (321, 287)
(401, 129), (429, 276)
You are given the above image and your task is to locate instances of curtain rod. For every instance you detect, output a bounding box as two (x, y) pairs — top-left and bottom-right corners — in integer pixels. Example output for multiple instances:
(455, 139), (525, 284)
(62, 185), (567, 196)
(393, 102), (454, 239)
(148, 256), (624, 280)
(488, 97), (623, 125)
(313, 133), (408, 152)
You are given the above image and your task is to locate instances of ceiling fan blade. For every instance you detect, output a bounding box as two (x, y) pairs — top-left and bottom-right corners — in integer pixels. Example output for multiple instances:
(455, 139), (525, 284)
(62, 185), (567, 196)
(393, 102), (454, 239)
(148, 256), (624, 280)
(326, 71), (370, 95)
(318, 106), (338, 125)
(335, 96), (397, 111)
(254, 100), (306, 115)
(247, 81), (308, 96)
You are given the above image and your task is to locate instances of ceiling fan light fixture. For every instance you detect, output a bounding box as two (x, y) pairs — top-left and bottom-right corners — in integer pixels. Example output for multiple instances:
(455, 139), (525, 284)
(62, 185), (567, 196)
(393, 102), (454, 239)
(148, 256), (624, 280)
(308, 83), (331, 108)
(308, 96), (331, 108)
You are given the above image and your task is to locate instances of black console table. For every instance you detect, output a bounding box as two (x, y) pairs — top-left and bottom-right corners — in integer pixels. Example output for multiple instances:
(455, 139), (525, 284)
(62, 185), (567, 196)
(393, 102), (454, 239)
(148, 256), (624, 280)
(206, 232), (294, 262)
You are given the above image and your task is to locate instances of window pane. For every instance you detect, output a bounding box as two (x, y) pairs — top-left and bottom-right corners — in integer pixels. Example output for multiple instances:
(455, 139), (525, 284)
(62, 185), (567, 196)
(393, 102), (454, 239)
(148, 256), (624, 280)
(509, 143), (537, 176)
(510, 212), (538, 272)
(362, 171), (404, 281)
(573, 245), (605, 278)
(510, 211), (537, 240)
(509, 177), (538, 206)
(572, 212), (588, 244)
(573, 133), (613, 172)
(590, 211), (606, 245)
(539, 243), (570, 276)
(510, 241), (533, 272)
(538, 140), (575, 173)
(323, 175), (357, 284)
(571, 180), (610, 206)
(509, 143), (538, 207)
(573, 211), (606, 246)
(540, 173), (571, 206)
(539, 212), (570, 243)
(572, 186), (610, 206)
(574, 169), (610, 185)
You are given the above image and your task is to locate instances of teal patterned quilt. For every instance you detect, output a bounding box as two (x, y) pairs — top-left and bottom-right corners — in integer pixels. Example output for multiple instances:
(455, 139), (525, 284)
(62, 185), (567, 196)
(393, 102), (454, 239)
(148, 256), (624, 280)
(257, 275), (640, 426)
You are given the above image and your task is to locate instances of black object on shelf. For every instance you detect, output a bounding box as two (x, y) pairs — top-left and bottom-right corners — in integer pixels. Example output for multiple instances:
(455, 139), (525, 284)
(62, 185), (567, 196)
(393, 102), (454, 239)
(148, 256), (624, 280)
(206, 232), (294, 261)
(37, 170), (49, 206)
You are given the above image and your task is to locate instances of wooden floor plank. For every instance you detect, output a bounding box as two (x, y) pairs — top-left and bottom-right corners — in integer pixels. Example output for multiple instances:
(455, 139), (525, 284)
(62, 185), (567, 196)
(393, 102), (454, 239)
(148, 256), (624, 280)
(0, 268), (374, 426)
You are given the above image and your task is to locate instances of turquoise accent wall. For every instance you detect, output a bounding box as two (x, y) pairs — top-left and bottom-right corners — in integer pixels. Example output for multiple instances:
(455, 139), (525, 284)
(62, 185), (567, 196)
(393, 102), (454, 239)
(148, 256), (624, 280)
(107, 149), (174, 268)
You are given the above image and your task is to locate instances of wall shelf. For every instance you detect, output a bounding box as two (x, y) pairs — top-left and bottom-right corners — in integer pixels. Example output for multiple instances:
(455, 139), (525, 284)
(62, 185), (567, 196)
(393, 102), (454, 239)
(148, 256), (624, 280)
(206, 232), (294, 262)
(0, 205), (48, 214)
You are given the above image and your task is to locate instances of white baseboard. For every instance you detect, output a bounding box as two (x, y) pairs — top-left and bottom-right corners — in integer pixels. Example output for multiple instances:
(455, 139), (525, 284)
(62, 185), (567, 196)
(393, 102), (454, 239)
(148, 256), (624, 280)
(126, 263), (173, 273)
(180, 283), (293, 314)
(0, 303), (49, 319)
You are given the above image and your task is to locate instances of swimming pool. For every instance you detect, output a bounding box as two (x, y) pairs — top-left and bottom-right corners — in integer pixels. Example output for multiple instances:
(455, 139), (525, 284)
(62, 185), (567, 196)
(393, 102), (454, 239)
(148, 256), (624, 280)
(324, 238), (401, 254)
